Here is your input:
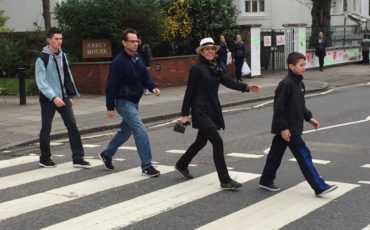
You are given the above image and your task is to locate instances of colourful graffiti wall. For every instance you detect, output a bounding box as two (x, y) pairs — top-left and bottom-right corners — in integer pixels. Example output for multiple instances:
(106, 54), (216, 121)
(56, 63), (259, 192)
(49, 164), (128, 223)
(306, 46), (362, 68)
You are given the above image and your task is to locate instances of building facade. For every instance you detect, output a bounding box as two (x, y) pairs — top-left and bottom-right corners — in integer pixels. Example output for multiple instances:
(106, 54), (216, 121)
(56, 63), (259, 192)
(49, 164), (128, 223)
(233, 0), (370, 30)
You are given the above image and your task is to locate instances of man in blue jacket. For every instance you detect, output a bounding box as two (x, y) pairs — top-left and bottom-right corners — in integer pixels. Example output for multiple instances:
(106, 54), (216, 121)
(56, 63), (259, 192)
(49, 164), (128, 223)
(35, 27), (91, 168)
(99, 28), (161, 177)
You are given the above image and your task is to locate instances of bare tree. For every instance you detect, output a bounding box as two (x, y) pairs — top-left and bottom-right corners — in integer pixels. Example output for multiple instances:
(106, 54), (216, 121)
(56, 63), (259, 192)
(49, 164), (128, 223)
(309, 0), (332, 48)
(42, 0), (51, 30)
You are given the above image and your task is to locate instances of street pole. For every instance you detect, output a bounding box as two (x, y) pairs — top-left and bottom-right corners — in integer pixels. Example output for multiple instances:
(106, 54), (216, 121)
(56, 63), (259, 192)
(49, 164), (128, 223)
(17, 68), (26, 105)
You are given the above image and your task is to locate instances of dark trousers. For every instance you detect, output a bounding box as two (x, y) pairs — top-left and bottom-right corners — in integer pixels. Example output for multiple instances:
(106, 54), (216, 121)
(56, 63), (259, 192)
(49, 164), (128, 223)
(176, 127), (230, 183)
(260, 134), (329, 194)
(39, 99), (84, 161)
(235, 58), (244, 81)
(218, 60), (228, 74)
(362, 50), (369, 64)
(318, 56), (325, 70)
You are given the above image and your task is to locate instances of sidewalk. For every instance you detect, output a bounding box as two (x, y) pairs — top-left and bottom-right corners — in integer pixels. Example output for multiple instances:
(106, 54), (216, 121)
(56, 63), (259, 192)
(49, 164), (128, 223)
(2, 64), (368, 151)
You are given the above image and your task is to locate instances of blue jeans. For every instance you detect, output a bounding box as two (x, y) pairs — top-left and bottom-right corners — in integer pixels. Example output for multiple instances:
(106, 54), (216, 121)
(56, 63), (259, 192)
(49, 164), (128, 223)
(105, 100), (152, 169)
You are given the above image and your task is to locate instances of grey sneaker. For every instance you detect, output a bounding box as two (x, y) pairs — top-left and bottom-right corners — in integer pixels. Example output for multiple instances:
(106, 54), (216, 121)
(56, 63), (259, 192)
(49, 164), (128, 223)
(99, 151), (114, 170)
(142, 165), (160, 177)
(175, 164), (193, 179)
(221, 179), (242, 190)
(259, 182), (281, 192)
(73, 159), (92, 169)
(316, 184), (338, 197)
(39, 159), (56, 168)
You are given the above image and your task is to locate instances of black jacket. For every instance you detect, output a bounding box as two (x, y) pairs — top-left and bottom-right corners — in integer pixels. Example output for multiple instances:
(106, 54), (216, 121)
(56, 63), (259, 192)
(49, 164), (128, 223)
(106, 51), (156, 110)
(271, 71), (313, 135)
(232, 41), (245, 59)
(315, 39), (326, 57)
(181, 57), (249, 130)
(217, 42), (228, 63)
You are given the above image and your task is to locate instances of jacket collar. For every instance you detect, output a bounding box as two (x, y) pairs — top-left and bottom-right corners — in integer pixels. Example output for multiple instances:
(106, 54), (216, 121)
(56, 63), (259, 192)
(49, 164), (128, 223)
(287, 70), (303, 84)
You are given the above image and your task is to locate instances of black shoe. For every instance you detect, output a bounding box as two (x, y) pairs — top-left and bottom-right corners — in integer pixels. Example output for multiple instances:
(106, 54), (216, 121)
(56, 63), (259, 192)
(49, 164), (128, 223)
(39, 159), (56, 168)
(316, 184), (338, 197)
(221, 179), (242, 190)
(99, 151), (114, 170)
(175, 164), (193, 179)
(73, 159), (92, 169)
(259, 182), (281, 191)
(142, 165), (160, 177)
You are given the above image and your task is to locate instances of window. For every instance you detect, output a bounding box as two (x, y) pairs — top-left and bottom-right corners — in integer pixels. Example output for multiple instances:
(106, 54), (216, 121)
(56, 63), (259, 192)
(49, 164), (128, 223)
(244, 0), (265, 13)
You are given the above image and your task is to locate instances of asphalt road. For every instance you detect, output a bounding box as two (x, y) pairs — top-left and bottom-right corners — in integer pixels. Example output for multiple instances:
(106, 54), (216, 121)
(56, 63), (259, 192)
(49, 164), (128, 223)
(0, 82), (369, 230)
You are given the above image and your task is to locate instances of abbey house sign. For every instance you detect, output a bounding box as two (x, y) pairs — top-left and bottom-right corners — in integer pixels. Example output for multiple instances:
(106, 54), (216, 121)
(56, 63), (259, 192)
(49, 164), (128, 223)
(82, 39), (112, 59)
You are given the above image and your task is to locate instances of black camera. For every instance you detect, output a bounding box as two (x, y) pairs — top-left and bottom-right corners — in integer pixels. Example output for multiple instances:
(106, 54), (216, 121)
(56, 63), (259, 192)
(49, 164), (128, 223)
(173, 121), (190, 134)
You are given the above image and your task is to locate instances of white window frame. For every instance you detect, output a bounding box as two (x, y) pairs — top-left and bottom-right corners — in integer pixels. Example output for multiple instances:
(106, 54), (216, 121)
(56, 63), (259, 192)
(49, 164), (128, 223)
(242, 0), (265, 16)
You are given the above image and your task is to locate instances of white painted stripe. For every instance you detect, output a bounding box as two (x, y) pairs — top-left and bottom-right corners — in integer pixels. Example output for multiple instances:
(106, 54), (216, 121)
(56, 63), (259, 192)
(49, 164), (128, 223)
(0, 156), (39, 169)
(254, 100), (274, 108)
(50, 142), (63, 146)
(0, 159), (102, 190)
(82, 144), (100, 148)
(223, 107), (251, 113)
(114, 158), (125, 162)
(118, 146), (137, 151)
(303, 117), (370, 134)
(363, 224), (370, 230)
(0, 165), (174, 221)
(197, 181), (358, 230)
(166, 149), (186, 154)
(361, 164), (370, 168)
(150, 119), (178, 128)
(189, 164), (198, 167)
(263, 148), (270, 155)
(2, 150), (11, 153)
(227, 153), (264, 159)
(42, 172), (260, 230)
(359, 181), (370, 185)
(227, 167), (234, 170)
(289, 158), (330, 165)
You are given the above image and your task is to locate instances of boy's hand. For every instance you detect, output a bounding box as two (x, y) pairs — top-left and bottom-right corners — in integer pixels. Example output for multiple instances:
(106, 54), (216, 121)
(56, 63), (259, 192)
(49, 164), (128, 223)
(107, 110), (115, 118)
(152, 88), (160, 96)
(281, 129), (291, 142)
(309, 118), (320, 129)
(249, 84), (262, 93)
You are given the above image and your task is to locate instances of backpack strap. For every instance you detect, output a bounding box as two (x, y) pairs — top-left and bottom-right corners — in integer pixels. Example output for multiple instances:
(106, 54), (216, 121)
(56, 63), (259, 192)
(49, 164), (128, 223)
(38, 52), (49, 69)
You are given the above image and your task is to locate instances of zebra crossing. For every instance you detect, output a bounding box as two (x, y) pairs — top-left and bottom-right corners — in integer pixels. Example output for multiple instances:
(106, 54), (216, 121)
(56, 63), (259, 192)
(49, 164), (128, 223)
(0, 147), (368, 230)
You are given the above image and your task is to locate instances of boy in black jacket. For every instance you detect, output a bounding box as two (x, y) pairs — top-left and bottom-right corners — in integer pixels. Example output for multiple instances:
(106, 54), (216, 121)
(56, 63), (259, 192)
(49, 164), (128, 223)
(259, 52), (337, 197)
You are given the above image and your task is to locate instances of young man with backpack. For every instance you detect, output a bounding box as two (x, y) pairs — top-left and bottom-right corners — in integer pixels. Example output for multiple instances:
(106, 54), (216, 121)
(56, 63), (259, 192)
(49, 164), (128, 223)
(35, 27), (91, 168)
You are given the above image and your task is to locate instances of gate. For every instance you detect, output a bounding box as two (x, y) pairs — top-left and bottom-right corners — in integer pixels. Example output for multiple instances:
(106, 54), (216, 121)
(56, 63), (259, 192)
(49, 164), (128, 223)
(260, 29), (285, 72)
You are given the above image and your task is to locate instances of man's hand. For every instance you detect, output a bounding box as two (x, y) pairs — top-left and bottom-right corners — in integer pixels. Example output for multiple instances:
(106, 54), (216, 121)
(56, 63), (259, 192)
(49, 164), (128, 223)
(152, 88), (160, 96)
(69, 98), (73, 105)
(281, 129), (291, 142)
(107, 110), (115, 118)
(53, 97), (65, 107)
(248, 84), (262, 93)
(310, 118), (320, 130)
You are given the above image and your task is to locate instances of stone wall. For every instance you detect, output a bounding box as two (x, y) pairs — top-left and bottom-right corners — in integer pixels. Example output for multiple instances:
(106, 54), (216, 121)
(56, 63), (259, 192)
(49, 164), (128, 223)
(71, 55), (236, 94)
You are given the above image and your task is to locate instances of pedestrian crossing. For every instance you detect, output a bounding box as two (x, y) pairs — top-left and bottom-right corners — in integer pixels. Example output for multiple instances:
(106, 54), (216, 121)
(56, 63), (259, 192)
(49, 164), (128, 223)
(196, 181), (359, 230)
(0, 155), (366, 230)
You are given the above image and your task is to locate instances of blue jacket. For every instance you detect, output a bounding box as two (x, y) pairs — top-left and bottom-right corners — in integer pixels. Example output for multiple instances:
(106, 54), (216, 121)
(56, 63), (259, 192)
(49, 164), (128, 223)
(35, 47), (79, 102)
(106, 51), (157, 110)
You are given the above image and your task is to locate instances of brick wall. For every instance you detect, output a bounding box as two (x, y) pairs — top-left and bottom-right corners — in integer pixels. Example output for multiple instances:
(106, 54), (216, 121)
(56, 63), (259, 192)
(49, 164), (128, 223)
(71, 55), (236, 94)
